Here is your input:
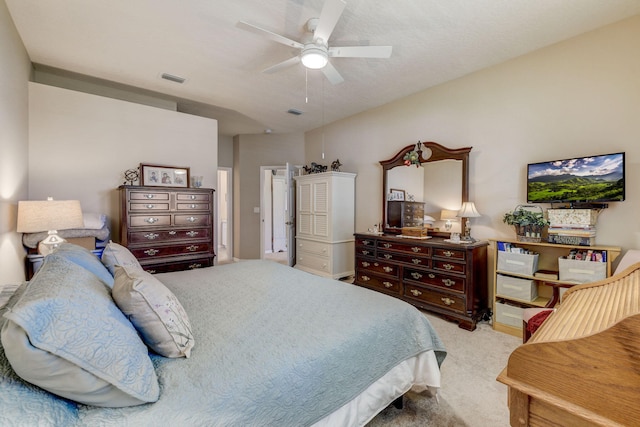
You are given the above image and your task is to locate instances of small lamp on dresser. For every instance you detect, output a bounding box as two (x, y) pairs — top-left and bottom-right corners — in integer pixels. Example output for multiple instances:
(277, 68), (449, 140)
(440, 209), (459, 231)
(17, 198), (84, 255)
(457, 202), (481, 242)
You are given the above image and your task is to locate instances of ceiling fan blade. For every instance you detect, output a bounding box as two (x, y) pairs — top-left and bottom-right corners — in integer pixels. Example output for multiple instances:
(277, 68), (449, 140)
(321, 61), (344, 85)
(329, 45), (393, 58)
(237, 21), (303, 49)
(314, 0), (347, 44)
(262, 56), (301, 74)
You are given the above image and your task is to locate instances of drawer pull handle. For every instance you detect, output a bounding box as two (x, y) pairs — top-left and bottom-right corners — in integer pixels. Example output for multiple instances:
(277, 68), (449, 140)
(443, 263), (454, 270)
(187, 216), (197, 222)
(186, 231), (199, 237)
(442, 278), (455, 287)
(144, 249), (159, 256)
(383, 243), (392, 248)
(190, 195), (197, 200)
(169, 230), (177, 235)
(411, 272), (423, 280)
(383, 266), (393, 273)
(429, 273), (436, 279)
(410, 289), (422, 297)
(383, 281), (393, 288)
(362, 240), (371, 245)
(441, 297), (455, 306)
(189, 204), (197, 209)
(145, 204), (155, 209)
(411, 247), (421, 253)
(145, 217), (159, 224)
(144, 194), (155, 199)
(144, 233), (159, 240)
(189, 263), (202, 269)
(411, 258), (422, 264)
(362, 275), (371, 282)
(443, 250), (454, 257)
(322, 263), (327, 270)
(361, 261), (371, 267)
(361, 250), (370, 256)
(383, 254), (392, 260)
(186, 245), (199, 252)
(147, 269), (156, 274)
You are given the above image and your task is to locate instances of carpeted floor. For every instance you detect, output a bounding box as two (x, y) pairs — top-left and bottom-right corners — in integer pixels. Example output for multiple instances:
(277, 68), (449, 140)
(367, 312), (521, 427)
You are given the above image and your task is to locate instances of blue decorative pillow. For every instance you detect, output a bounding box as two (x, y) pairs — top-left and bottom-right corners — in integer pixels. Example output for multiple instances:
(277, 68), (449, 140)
(1, 254), (159, 407)
(53, 242), (114, 288)
(0, 282), (79, 426)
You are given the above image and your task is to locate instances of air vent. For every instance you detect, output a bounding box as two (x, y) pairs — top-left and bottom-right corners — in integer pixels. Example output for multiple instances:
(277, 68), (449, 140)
(287, 108), (303, 116)
(161, 73), (186, 84)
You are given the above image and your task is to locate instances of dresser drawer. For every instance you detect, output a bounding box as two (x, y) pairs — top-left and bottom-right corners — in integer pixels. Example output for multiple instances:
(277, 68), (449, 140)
(377, 250), (431, 268)
(355, 246), (376, 258)
(355, 272), (400, 294)
(176, 192), (210, 202)
(355, 237), (377, 247)
(433, 247), (466, 261)
(356, 257), (398, 277)
(130, 202), (170, 211)
(130, 215), (171, 227)
(129, 191), (170, 201)
(404, 267), (465, 292)
(296, 253), (331, 273)
(176, 202), (211, 211)
(129, 228), (211, 244)
(403, 284), (466, 313)
(141, 257), (213, 274)
(297, 239), (331, 257)
(175, 214), (210, 226)
(377, 240), (431, 256)
(132, 243), (212, 259)
(433, 259), (466, 275)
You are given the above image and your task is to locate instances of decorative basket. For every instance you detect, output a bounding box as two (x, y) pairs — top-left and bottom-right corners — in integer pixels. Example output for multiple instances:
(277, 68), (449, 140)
(505, 205), (547, 243)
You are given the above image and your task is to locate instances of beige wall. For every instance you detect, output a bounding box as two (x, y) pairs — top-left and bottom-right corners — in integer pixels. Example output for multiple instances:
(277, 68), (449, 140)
(0, 1), (31, 285)
(233, 133), (304, 259)
(306, 16), (640, 257)
(28, 83), (218, 244)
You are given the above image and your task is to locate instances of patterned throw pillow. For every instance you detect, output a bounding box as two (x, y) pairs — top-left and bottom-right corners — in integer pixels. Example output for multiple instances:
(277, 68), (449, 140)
(54, 243), (114, 288)
(101, 241), (142, 275)
(112, 265), (195, 358)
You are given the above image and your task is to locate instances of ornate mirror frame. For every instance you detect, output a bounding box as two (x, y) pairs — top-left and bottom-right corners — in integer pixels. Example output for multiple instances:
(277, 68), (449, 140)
(380, 141), (472, 236)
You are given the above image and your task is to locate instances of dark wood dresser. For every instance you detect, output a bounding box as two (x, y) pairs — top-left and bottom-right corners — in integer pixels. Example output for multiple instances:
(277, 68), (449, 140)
(119, 185), (215, 273)
(354, 233), (488, 330)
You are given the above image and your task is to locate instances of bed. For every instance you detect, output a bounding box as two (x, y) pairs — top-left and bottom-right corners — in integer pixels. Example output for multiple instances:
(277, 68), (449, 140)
(0, 243), (446, 426)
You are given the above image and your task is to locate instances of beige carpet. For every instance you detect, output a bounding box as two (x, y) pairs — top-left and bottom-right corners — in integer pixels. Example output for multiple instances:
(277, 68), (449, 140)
(367, 313), (521, 427)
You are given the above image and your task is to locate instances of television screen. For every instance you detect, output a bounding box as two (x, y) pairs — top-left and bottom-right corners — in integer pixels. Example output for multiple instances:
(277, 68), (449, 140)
(527, 152), (625, 203)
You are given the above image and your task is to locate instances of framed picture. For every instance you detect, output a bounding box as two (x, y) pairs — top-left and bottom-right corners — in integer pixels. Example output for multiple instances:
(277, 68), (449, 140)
(389, 188), (405, 201)
(140, 163), (190, 188)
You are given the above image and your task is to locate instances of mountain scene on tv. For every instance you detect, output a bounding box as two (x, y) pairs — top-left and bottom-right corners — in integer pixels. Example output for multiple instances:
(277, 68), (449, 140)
(528, 154), (624, 202)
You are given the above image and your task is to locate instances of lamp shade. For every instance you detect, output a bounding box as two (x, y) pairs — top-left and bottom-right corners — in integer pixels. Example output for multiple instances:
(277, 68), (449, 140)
(440, 209), (459, 221)
(17, 199), (84, 233)
(457, 202), (481, 218)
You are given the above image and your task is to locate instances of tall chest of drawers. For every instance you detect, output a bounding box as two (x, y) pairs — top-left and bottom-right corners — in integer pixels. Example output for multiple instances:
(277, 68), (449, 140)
(119, 185), (215, 273)
(354, 233), (488, 330)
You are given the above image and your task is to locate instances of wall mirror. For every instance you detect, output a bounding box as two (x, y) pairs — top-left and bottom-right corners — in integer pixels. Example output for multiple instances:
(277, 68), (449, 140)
(380, 141), (471, 236)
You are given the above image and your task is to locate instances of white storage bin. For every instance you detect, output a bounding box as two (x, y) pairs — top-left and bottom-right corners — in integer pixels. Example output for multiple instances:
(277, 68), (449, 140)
(558, 258), (606, 283)
(497, 251), (539, 276)
(495, 301), (525, 329)
(496, 274), (538, 301)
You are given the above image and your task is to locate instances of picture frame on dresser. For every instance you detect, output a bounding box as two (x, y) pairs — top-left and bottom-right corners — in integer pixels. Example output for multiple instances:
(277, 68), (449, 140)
(388, 188), (405, 201)
(140, 163), (190, 188)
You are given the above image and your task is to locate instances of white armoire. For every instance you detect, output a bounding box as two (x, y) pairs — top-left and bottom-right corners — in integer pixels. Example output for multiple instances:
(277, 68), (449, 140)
(294, 171), (356, 279)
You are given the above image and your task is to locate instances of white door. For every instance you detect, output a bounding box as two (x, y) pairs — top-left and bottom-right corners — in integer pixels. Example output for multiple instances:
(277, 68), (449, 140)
(272, 176), (287, 252)
(286, 163), (300, 267)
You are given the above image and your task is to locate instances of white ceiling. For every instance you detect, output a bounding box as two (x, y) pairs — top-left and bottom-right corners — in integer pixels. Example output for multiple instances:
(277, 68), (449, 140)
(6, 0), (640, 137)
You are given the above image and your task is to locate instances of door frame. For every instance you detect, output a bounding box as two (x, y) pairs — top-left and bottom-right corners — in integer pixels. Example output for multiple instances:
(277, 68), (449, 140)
(216, 167), (233, 263)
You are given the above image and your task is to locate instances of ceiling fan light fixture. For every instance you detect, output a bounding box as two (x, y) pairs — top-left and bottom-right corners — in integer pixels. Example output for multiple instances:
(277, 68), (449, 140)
(301, 45), (328, 69)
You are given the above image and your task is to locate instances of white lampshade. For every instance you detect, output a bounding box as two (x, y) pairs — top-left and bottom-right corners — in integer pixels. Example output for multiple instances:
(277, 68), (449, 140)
(440, 209), (459, 220)
(457, 202), (481, 218)
(17, 198), (84, 255)
(301, 46), (328, 69)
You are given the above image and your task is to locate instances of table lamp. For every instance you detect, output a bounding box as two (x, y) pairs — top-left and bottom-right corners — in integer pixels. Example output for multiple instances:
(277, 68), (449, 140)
(440, 209), (459, 231)
(17, 198), (84, 255)
(457, 202), (481, 242)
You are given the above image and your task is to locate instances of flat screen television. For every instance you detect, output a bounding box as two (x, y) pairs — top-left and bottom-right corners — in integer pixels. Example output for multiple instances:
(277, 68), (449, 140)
(527, 152), (625, 204)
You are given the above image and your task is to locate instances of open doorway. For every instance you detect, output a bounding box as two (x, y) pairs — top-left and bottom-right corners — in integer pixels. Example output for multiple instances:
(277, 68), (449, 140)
(216, 168), (232, 264)
(261, 166), (288, 265)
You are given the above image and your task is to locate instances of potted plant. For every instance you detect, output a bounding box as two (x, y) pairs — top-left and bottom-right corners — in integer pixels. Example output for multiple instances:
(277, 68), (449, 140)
(503, 205), (549, 242)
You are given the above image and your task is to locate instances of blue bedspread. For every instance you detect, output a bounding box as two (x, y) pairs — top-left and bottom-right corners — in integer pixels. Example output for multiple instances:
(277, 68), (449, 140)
(4, 260), (446, 426)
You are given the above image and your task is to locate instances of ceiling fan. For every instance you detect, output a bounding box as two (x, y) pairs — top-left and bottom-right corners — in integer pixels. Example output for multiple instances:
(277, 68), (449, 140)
(237, 0), (392, 84)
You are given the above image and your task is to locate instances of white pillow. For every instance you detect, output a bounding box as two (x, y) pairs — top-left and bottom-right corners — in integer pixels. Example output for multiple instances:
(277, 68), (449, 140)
(101, 241), (142, 275)
(1, 255), (159, 407)
(112, 265), (195, 358)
